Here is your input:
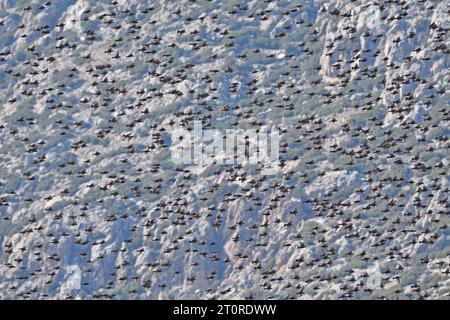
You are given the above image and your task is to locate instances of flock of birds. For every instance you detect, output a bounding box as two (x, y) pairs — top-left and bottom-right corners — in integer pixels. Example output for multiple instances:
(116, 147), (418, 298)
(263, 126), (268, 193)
(0, 0), (449, 299)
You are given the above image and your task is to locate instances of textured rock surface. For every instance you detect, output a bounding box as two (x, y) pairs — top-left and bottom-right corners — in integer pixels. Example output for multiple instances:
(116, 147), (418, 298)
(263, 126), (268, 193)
(0, 0), (449, 299)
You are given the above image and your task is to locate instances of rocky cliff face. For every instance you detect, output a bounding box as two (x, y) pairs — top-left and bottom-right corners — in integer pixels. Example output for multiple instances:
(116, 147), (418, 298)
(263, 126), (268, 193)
(0, 0), (448, 299)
